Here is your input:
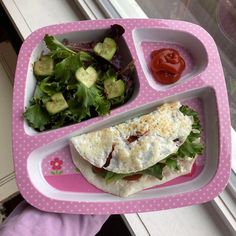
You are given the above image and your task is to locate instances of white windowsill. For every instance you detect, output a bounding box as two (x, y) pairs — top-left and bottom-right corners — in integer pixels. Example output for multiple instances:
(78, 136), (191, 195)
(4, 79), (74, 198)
(1, 0), (235, 234)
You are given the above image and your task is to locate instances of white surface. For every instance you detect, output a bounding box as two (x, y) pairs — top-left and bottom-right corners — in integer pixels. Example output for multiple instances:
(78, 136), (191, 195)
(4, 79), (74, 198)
(231, 128), (236, 172)
(132, 203), (233, 236)
(1, 0), (31, 40)
(0, 42), (17, 84)
(0, 61), (13, 177)
(123, 203), (235, 236)
(74, 0), (106, 19)
(0, 41), (18, 202)
(122, 214), (149, 236)
(1, 0), (85, 39)
(1, 0), (235, 234)
(213, 192), (236, 234)
(109, 0), (147, 18)
(74, 0), (147, 19)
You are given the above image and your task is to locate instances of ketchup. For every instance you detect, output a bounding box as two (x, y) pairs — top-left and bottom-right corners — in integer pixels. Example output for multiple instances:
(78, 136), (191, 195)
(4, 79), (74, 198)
(150, 48), (185, 84)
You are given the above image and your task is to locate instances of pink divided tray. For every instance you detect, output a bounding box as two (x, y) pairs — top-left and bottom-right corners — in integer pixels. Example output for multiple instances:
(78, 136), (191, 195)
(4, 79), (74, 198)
(12, 19), (231, 214)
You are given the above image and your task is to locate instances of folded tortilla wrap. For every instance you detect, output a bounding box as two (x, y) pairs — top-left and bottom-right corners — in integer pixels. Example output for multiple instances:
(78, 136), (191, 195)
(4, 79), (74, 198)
(69, 102), (203, 197)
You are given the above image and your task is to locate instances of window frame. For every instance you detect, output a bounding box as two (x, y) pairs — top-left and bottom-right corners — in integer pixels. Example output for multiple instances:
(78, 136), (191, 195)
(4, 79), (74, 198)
(2, 0), (235, 231)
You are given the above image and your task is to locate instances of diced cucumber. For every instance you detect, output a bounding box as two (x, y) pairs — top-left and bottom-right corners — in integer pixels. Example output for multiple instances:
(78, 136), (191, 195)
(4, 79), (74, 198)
(46, 92), (68, 115)
(104, 78), (125, 99)
(33, 55), (54, 77)
(93, 37), (117, 61)
(75, 66), (98, 88)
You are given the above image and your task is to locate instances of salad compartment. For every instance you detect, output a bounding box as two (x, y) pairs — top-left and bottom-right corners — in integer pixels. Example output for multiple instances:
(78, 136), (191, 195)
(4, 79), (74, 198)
(24, 26), (139, 135)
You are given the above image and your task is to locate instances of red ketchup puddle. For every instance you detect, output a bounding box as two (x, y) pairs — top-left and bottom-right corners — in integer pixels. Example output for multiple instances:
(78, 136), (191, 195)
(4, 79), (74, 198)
(150, 48), (185, 84)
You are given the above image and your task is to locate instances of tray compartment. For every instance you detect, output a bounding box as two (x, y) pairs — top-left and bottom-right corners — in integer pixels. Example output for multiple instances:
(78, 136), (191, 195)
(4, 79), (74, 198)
(24, 27), (139, 135)
(27, 86), (218, 202)
(132, 27), (208, 91)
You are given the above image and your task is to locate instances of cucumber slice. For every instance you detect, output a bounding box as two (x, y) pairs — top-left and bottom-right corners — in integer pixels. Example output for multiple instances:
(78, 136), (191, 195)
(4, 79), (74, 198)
(75, 66), (98, 88)
(104, 78), (125, 99)
(33, 55), (54, 77)
(46, 92), (68, 115)
(93, 37), (117, 61)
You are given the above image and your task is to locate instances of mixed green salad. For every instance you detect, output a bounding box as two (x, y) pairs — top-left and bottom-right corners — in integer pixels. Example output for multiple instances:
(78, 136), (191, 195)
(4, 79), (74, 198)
(24, 24), (135, 131)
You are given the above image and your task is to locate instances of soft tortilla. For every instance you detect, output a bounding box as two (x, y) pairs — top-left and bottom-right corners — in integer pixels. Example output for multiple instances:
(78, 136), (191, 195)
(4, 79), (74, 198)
(70, 143), (196, 197)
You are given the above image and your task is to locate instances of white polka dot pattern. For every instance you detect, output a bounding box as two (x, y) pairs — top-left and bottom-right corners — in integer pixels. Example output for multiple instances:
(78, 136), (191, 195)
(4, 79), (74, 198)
(12, 19), (231, 214)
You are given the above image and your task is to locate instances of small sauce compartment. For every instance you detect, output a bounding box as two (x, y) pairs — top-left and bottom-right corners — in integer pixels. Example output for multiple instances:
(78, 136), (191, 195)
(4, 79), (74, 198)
(132, 27), (208, 91)
(23, 27), (139, 136)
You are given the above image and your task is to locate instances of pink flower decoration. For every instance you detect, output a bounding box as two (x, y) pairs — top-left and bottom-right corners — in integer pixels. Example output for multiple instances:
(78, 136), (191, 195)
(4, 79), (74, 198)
(50, 158), (63, 170)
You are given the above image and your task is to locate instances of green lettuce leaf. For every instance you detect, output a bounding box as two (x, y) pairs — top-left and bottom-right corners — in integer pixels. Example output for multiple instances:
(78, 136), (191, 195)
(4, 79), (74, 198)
(141, 163), (165, 180)
(44, 34), (76, 58)
(178, 105), (203, 157)
(103, 171), (129, 183)
(33, 84), (48, 100)
(66, 98), (90, 121)
(54, 54), (82, 83)
(75, 83), (110, 116)
(180, 105), (202, 132)
(177, 137), (203, 158)
(23, 103), (50, 131)
(165, 158), (180, 171)
(39, 77), (61, 96)
(96, 163), (165, 183)
(79, 51), (94, 64)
